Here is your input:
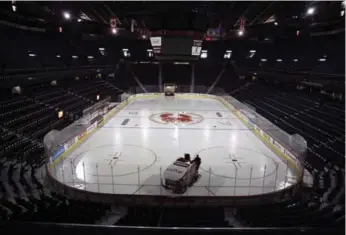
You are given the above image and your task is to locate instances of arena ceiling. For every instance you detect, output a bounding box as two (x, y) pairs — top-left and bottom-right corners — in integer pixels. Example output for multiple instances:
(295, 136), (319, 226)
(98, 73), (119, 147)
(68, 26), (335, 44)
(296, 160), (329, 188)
(67, 1), (344, 30)
(1, 1), (345, 36)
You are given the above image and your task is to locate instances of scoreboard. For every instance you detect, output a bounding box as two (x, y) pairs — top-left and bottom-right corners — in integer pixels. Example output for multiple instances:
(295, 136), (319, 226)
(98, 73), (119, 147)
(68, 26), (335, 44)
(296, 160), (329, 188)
(150, 36), (202, 59)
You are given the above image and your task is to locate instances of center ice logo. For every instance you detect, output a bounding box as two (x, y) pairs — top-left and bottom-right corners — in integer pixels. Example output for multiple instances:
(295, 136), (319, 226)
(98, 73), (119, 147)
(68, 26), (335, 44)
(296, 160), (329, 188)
(149, 112), (204, 125)
(160, 113), (192, 123)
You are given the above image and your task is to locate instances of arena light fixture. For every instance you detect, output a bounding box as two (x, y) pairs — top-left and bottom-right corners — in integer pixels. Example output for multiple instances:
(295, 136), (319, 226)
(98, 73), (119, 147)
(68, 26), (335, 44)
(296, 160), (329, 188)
(276, 59), (282, 62)
(261, 58), (267, 62)
(111, 28), (117, 34)
(293, 59), (298, 62)
(63, 12), (71, 20)
(56, 55), (61, 58)
(238, 30), (244, 36)
(306, 7), (315, 16)
(58, 110), (64, 119)
(274, 22), (278, 26)
(12, 4), (16, 12)
(77, 18), (82, 22)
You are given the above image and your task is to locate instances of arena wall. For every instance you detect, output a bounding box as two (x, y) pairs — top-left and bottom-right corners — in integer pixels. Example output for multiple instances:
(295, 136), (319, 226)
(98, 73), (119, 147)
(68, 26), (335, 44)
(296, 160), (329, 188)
(45, 91), (306, 206)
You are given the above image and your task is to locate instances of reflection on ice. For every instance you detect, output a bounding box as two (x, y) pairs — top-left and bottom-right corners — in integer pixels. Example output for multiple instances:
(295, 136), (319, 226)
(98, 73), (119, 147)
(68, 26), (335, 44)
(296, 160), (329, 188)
(49, 96), (302, 197)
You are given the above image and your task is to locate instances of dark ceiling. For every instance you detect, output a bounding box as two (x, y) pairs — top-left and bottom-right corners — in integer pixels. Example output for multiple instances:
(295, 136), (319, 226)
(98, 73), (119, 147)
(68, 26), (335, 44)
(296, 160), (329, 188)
(70, 1), (344, 30)
(1, 1), (345, 34)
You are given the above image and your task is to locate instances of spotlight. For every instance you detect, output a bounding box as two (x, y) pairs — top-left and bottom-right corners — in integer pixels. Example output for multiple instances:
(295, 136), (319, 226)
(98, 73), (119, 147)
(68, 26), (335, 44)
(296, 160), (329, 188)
(111, 28), (117, 34)
(307, 7), (315, 16)
(63, 12), (71, 20)
(274, 22), (278, 26)
(77, 18), (82, 22)
(238, 30), (244, 36)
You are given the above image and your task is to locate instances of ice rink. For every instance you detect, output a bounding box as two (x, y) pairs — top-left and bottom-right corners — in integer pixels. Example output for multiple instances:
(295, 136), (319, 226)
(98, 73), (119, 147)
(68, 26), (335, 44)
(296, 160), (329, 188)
(50, 95), (299, 196)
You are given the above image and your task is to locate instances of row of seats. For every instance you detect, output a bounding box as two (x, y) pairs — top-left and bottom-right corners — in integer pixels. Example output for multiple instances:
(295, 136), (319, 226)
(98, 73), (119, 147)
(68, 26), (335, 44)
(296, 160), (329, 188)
(0, 64), (344, 228)
(235, 199), (344, 227)
(232, 82), (345, 168)
(107, 61), (246, 93)
(1, 79), (119, 224)
(230, 81), (344, 226)
(1, 189), (110, 223)
(116, 206), (229, 227)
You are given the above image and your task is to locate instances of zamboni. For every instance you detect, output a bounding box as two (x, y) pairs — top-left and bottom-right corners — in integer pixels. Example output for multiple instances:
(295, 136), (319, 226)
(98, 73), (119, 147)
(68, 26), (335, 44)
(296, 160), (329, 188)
(162, 154), (201, 194)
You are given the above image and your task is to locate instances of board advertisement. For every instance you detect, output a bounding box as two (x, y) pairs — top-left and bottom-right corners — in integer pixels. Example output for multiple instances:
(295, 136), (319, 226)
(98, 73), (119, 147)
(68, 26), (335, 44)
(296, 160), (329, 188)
(273, 140), (285, 153)
(78, 131), (87, 141)
(52, 146), (65, 162)
(64, 138), (76, 151)
(86, 122), (97, 134)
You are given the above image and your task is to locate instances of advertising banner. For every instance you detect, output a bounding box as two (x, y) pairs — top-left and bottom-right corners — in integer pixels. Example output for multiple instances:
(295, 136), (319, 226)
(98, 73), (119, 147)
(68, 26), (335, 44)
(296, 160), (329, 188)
(258, 128), (264, 135)
(191, 40), (202, 56)
(86, 122), (97, 134)
(64, 137), (76, 151)
(150, 37), (162, 47)
(239, 111), (249, 123)
(97, 116), (104, 126)
(268, 136), (274, 144)
(52, 146), (65, 162)
(284, 149), (296, 161)
(248, 119), (254, 129)
(262, 131), (271, 143)
(236, 110), (242, 118)
(254, 124), (261, 133)
(78, 131), (87, 141)
(243, 115), (249, 123)
(273, 140), (285, 153)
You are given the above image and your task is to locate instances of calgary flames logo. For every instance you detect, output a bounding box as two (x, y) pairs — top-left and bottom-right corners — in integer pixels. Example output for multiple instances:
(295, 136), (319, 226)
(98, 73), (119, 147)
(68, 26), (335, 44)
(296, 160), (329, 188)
(160, 113), (192, 123)
(149, 112), (203, 125)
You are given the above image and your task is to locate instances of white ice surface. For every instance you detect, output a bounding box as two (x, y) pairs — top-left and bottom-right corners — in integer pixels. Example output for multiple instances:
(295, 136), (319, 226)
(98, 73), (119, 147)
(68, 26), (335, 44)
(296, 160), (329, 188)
(50, 96), (297, 196)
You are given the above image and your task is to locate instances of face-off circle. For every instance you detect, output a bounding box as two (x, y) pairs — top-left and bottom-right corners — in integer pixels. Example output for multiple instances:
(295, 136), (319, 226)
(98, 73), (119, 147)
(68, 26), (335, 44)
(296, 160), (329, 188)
(218, 120), (233, 126)
(149, 112), (204, 125)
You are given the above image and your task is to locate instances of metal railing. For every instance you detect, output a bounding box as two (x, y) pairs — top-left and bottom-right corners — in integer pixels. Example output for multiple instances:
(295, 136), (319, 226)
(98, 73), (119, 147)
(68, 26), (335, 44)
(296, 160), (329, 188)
(1, 222), (341, 235)
(44, 87), (308, 206)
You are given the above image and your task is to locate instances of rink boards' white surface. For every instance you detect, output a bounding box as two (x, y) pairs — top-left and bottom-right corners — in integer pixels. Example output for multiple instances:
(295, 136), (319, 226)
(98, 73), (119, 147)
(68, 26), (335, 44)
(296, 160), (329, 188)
(51, 95), (297, 196)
